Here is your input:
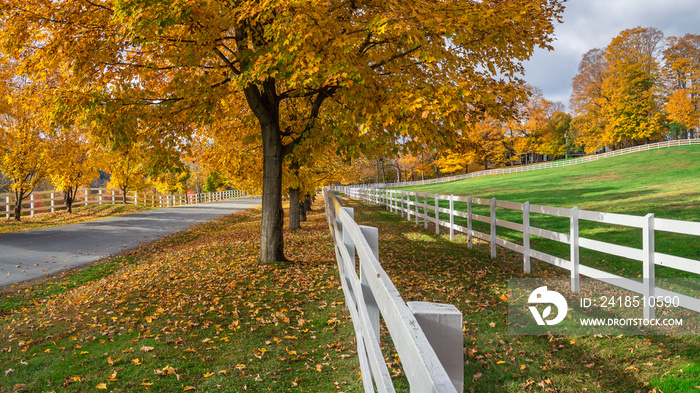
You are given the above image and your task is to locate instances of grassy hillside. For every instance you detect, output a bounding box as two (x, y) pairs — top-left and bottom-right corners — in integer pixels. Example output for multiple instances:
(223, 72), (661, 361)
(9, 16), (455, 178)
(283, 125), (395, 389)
(399, 145), (700, 279)
(406, 145), (700, 220)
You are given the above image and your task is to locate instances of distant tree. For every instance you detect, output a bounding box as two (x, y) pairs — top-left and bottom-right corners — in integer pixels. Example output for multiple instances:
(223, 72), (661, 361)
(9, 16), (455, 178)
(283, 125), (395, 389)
(49, 128), (100, 213)
(465, 117), (512, 169)
(0, 78), (51, 220)
(203, 172), (226, 193)
(665, 89), (698, 138)
(105, 144), (149, 204)
(571, 48), (609, 153)
(663, 34), (700, 138)
(602, 27), (665, 146)
(0, 124), (50, 220)
(540, 111), (571, 158)
(572, 28), (665, 151)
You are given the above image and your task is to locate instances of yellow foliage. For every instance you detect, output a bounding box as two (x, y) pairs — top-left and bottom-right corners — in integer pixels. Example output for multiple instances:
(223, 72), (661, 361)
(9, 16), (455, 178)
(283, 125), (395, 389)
(666, 89), (698, 131)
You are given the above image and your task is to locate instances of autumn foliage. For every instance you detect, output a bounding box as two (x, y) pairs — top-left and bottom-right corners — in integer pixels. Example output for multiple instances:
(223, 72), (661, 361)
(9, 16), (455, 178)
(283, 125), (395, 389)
(0, 0), (565, 260)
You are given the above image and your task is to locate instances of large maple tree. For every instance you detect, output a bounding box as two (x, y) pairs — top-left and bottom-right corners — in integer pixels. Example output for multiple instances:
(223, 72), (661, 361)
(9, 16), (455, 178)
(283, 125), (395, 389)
(1, 0), (564, 261)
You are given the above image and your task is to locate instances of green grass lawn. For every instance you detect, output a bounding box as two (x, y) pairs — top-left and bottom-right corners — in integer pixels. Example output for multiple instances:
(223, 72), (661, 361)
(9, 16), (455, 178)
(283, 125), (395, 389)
(394, 145), (700, 281)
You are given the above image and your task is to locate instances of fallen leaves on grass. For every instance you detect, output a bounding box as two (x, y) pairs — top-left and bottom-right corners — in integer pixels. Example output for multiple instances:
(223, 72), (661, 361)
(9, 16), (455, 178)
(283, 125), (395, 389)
(0, 200), (359, 390)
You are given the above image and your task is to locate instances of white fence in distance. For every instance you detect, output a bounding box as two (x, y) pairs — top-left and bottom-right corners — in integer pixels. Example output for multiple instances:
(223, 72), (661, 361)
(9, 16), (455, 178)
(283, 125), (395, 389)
(361, 138), (700, 189)
(336, 187), (700, 320)
(1, 188), (251, 219)
(324, 190), (463, 393)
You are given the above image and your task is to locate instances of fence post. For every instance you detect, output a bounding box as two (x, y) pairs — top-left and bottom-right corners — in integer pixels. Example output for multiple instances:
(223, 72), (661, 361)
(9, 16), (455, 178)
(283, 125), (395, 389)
(523, 202), (531, 274)
(359, 225), (381, 341)
(467, 196), (473, 249)
(51, 192), (55, 213)
(5, 196), (9, 219)
(490, 198), (496, 258)
(401, 191), (405, 219)
(449, 195), (454, 241)
(435, 194), (440, 235)
(415, 192), (419, 226)
(85, 188), (89, 206)
(341, 206), (356, 293)
(643, 213), (655, 319)
(424, 192), (428, 230)
(111, 191), (115, 204)
(30, 194), (35, 217)
(98, 189), (103, 205)
(406, 301), (464, 393)
(570, 206), (580, 292)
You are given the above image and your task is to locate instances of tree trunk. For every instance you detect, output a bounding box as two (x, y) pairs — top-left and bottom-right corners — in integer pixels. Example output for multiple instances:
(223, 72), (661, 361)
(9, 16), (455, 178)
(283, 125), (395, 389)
(288, 187), (301, 230)
(299, 198), (307, 222)
(375, 160), (380, 183)
(380, 159), (386, 183)
(121, 187), (128, 204)
(13, 189), (23, 221)
(65, 188), (75, 213)
(66, 194), (73, 213)
(259, 122), (287, 262)
(304, 194), (312, 212)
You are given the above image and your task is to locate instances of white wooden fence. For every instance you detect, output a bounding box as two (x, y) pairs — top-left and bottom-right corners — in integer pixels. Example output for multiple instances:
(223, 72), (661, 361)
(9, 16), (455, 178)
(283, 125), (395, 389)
(324, 190), (463, 393)
(336, 187), (700, 321)
(363, 138), (700, 189)
(1, 188), (250, 219)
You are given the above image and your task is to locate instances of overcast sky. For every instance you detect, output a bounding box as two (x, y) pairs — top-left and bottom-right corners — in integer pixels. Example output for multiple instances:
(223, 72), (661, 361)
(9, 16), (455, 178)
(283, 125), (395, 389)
(521, 0), (700, 111)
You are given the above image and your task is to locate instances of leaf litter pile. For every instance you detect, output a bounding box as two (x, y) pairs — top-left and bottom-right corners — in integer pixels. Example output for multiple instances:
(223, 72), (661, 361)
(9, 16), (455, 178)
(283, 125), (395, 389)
(2, 198), (700, 392)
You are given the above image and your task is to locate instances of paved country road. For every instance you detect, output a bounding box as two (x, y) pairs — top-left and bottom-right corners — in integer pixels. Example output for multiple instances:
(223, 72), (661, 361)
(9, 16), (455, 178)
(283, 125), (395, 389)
(0, 197), (261, 287)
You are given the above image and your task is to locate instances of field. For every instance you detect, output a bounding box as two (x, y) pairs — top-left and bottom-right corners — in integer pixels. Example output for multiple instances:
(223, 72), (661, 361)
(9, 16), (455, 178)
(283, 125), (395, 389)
(399, 145), (700, 280)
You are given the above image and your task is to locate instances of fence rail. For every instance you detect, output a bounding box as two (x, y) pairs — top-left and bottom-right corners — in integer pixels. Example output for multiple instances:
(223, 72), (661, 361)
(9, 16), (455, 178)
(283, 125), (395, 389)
(324, 190), (463, 393)
(1, 188), (251, 219)
(335, 187), (700, 321)
(361, 138), (700, 189)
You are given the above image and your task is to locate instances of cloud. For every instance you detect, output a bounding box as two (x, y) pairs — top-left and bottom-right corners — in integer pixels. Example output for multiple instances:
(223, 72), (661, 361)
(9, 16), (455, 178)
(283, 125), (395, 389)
(521, 0), (700, 110)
